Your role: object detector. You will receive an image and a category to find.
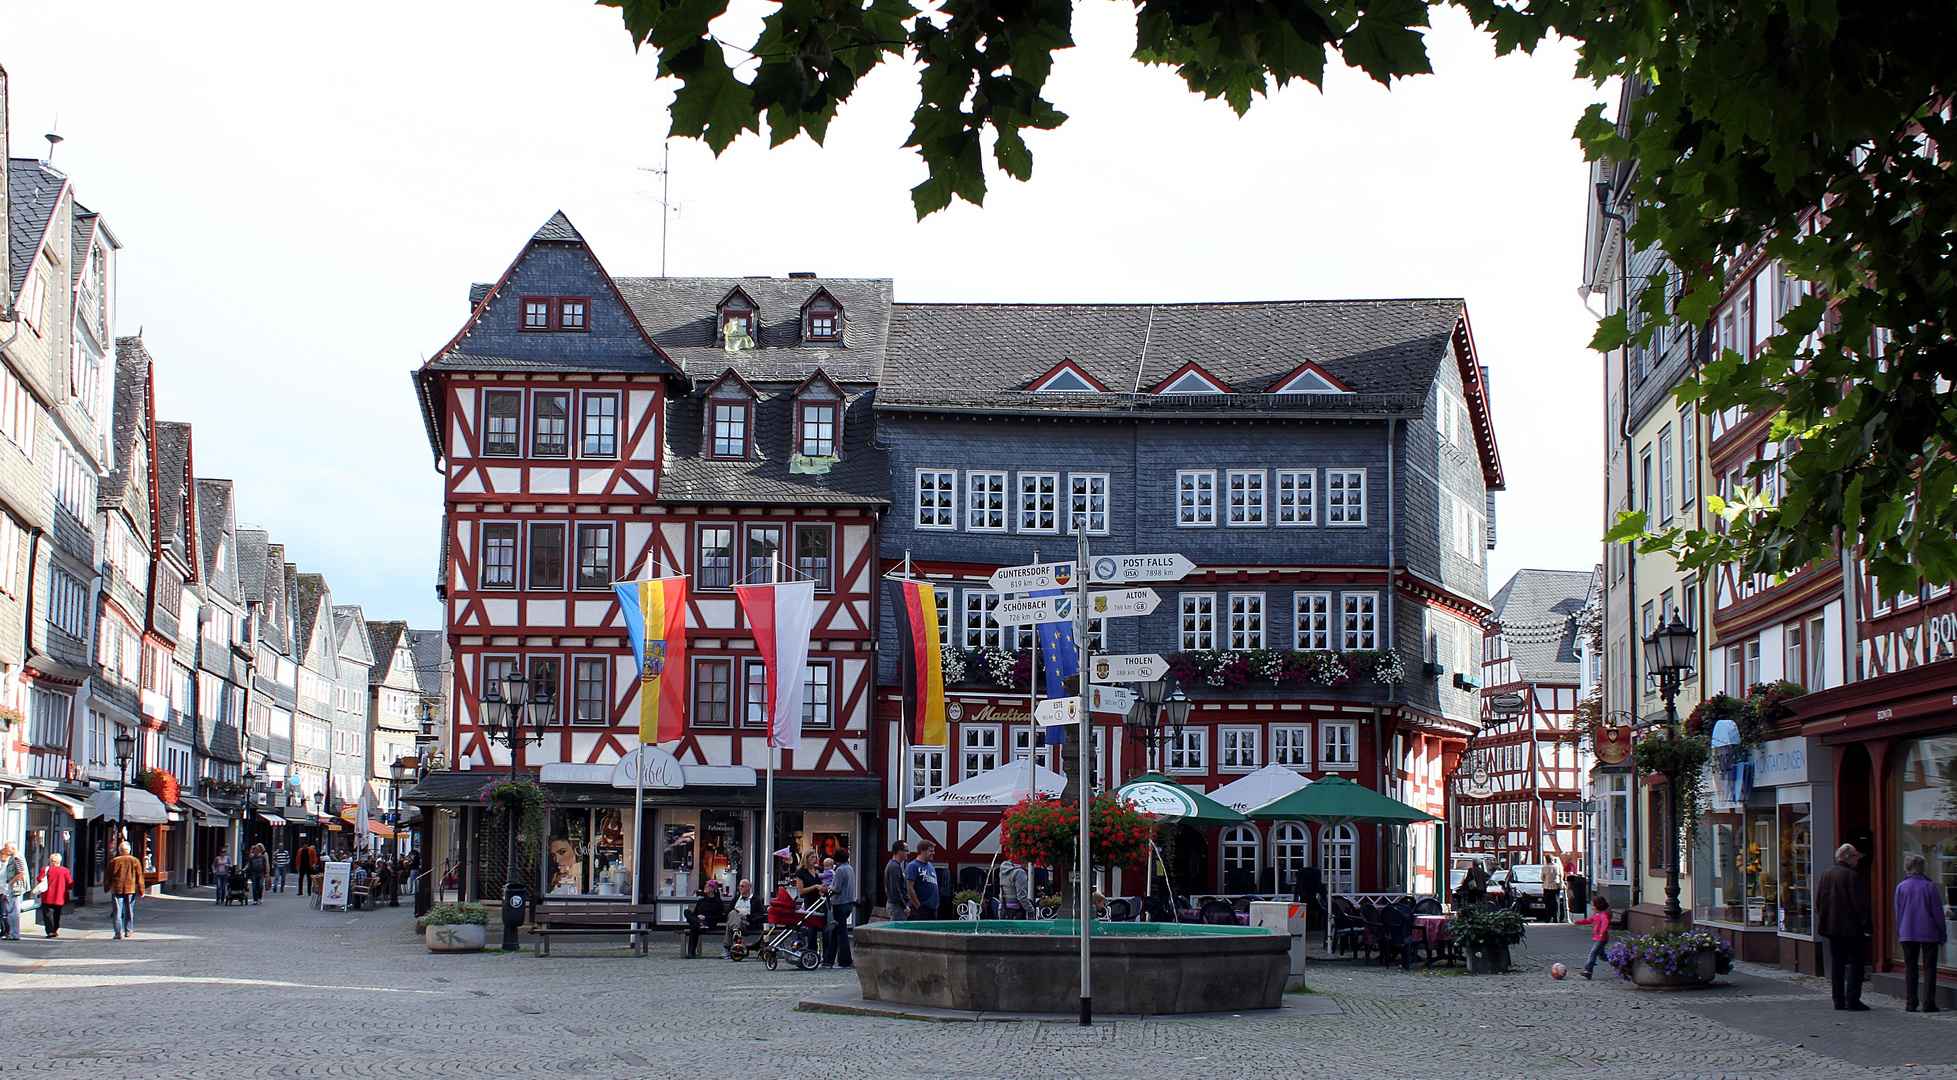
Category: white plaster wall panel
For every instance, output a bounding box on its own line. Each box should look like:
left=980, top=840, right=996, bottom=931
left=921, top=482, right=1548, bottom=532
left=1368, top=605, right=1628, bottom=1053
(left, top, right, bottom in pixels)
left=571, top=732, right=601, bottom=763
left=842, top=525, right=869, bottom=579
left=483, top=598, right=519, bottom=625
left=623, top=523, right=654, bottom=576
left=527, top=599, right=565, bottom=627
left=451, top=599, right=468, bottom=624
left=575, top=599, right=614, bottom=626
left=694, top=733, right=732, bottom=767
left=487, top=468, right=522, bottom=493
left=578, top=469, right=607, bottom=495
left=851, top=599, right=870, bottom=628
left=842, top=658, right=869, bottom=728
left=697, top=597, right=737, bottom=630
left=628, top=391, right=657, bottom=461
left=629, top=468, right=657, bottom=493
left=532, top=468, right=570, bottom=494
left=452, top=388, right=476, bottom=451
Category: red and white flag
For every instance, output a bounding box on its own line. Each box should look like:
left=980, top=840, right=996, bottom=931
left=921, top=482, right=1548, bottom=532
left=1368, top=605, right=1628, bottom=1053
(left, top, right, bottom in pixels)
left=732, top=579, right=818, bottom=749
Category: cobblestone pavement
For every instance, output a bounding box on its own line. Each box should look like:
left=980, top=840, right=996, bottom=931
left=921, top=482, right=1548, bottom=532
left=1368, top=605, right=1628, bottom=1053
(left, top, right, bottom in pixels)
left=3, top=892, right=1954, bottom=1080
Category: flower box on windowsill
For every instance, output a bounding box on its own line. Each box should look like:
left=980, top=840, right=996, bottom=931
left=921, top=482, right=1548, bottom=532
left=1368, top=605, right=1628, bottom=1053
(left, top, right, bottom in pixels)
left=1422, top=662, right=1446, bottom=677
left=1453, top=673, right=1481, bottom=691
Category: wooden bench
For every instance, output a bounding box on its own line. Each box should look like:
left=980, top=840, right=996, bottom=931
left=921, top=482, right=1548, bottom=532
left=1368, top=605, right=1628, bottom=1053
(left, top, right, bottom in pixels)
left=531, top=902, right=659, bottom=958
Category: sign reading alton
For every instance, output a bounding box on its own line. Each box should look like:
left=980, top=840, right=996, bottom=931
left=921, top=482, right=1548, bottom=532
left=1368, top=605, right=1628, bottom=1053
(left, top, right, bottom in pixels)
left=1088, top=588, right=1160, bottom=618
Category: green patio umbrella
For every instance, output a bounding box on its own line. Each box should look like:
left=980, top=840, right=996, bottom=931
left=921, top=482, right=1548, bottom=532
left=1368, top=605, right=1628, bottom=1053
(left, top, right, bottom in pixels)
left=1115, top=773, right=1245, bottom=825
left=1242, top=775, right=1439, bottom=825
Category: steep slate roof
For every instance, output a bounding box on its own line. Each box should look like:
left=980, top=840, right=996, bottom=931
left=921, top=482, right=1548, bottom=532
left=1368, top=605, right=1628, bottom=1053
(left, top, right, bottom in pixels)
left=99, top=337, right=151, bottom=517
left=659, top=384, right=886, bottom=506
left=615, top=276, right=894, bottom=382
left=1489, top=568, right=1596, bottom=685
left=406, top=628, right=446, bottom=695
left=154, top=422, right=195, bottom=570
left=259, top=541, right=291, bottom=654
left=293, top=574, right=329, bottom=666
left=367, top=620, right=411, bottom=686
left=7, top=158, right=64, bottom=297
left=235, top=529, right=270, bottom=601
left=333, top=604, right=375, bottom=668
left=195, top=478, right=240, bottom=603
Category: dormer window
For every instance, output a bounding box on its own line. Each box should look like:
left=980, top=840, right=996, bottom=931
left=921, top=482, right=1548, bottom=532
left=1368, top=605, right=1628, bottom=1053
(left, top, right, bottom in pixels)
left=801, top=289, right=844, bottom=345
left=1150, top=363, right=1231, bottom=395
left=1270, top=362, right=1352, bottom=395
left=790, top=370, right=845, bottom=462
left=1029, top=360, right=1107, bottom=393
left=799, top=404, right=837, bottom=457
left=521, top=296, right=590, bottom=332
left=716, top=288, right=761, bottom=352
left=711, top=402, right=750, bottom=458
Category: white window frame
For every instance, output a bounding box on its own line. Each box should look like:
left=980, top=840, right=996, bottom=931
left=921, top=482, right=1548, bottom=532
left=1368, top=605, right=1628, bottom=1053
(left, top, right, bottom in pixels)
left=1018, top=472, right=1059, bottom=533
left=962, top=590, right=1003, bottom=650
left=916, top=470, right=956, bottom=530
left=1226, top=469, right=1266, bottom=526
left=1326, top=470, right=1366, bottom=526
left=909, top=746, right=947, bottom=804
left=1341, top=592, right=1377, bottom=651
left=1067, top=473, right=1110, bottom=535
left=1180, top=593, right=1216, bottom=651
left=1321, top=824, right=1357, bottom=894
left=1276, top=469, right=1315, bottom=525
left=1010, top=726, right=1052, bottom=770
left=1293, top=592, right=1330, bottom=651
left=962, top=723, right=1001, bottom=779
left=1228, top=592, right=1264, bottom=651
left=1166, top=728, right=1208, bottom=774
left=1218, top=726, right=1260, bottom=772
left=1271, top=724, right=1312, bottom=769
left=966, top=470, right=1007, bottom=532
left=1320, top=722, right=1357, bottom=770
left=1177, top=470, right=1216, bottom=527
left=1221, top=823, right=1261, bottom=874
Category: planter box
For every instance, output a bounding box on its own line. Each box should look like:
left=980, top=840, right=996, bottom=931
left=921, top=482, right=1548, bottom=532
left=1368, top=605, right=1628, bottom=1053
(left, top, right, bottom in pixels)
left=426, top=923, right=487, bottom=952
left=1630, top=946, right=1718, bottom=989
left=1465, top=942, right=1513, bottom=974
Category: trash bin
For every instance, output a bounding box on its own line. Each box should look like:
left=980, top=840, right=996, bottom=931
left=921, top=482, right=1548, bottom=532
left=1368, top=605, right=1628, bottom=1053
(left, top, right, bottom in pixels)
left=1566, top=873, right=1589, bottom=915
left=1249, top=901, right=1310, bottom=989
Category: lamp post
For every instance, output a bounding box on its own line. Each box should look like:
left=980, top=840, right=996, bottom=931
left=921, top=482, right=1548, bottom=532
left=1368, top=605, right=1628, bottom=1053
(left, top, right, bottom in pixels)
left=481, top=670, right=555, bottom=949
left=388, top=759, right=410, bottom=861
left=113, top=727, right=136, bottom=856
left=1122, top=680, right=1190, bottom=775
left=1642, top=612, right=1697, bottom=925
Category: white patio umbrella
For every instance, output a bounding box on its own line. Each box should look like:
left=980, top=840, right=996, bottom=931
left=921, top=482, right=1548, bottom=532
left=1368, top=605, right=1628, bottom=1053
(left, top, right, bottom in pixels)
left=1207, top=762, right=1312, bottom=814
left=354, top=795, right=370, bottom=855
left=904, top=761, right=1066, bottom=811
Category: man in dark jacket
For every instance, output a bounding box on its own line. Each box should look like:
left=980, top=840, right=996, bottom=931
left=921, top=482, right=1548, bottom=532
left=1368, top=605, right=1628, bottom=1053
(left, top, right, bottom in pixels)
left=1815, top=844, right=1873, bottom=1011
left=881, top=842, right=909, bottom=920
left=684, top=881, right=727, bottom=959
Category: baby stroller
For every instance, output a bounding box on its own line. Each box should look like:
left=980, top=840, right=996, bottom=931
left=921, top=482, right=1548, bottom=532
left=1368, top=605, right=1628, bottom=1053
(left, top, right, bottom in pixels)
left=758, top=887, right=828, bottom=971
left=222, top=870, right=251, bottom=906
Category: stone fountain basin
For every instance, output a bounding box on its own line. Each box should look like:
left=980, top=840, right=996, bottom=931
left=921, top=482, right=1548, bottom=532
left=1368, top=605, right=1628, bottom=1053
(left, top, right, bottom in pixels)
left=852, top=921, right=1290, bottom=1015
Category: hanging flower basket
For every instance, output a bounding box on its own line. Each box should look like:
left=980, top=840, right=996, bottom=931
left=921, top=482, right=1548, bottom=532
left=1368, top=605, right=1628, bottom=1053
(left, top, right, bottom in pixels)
left=138, top=768, right=181, bottom=805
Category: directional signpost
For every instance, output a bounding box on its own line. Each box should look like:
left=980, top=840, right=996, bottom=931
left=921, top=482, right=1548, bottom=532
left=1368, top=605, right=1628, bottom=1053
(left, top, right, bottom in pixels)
left=988, top=561, right=1080, bottom=593
left=995, top=593, right=1076, bottom=625
left=1087, top=553, right=1196, bottom=585
left=1088, top=653, right=1168, bottom=684
left=1087, top=587, right=1160, bottom=618
left=1034, top=696, right=1081, bottom=727
left=1086, top=684, right=1135, bottom=714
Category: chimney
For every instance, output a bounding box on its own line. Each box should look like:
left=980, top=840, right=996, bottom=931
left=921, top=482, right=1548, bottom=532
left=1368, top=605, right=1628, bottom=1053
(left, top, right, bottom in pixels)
left=788, top=272, right=817, bottom=279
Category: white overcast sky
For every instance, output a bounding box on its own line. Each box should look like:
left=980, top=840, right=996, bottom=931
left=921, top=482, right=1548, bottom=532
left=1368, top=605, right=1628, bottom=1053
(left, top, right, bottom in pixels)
left=1, top=0, right=1604, bottom=627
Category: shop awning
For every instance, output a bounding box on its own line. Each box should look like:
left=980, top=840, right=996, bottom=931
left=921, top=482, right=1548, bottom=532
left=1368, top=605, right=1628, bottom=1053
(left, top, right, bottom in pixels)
left=29, top=790, right=90, bottom=817
left=257, top=811, right=288, bottom=826
left=282, top=809, right=315, bottom=825
left=86, top=786, right=170, bottom=825
left=177, top=796, right=230, bottom=824
left=404, top=770, right=883, bottom=812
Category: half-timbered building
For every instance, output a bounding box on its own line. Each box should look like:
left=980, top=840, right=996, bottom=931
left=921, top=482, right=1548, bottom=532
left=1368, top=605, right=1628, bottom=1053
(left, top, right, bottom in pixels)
left=408, top=216, right=885, bottom=920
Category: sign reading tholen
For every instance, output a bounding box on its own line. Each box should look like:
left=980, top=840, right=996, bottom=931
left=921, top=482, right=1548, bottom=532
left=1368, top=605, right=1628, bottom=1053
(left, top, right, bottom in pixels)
left=996, top=594, right=1075, bottom=624
left=988, top=561, right=1077, bottom=593
left=1087, top=588, right=1160, bottom=618
left=1090, top=654, right=1168, bottom=683
left=1088, top=554, right=1195, bottom=584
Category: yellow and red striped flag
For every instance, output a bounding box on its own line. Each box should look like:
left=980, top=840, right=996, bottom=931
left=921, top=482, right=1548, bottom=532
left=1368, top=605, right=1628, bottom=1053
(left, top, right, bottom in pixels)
left=890, top=580, right=946, bottom=746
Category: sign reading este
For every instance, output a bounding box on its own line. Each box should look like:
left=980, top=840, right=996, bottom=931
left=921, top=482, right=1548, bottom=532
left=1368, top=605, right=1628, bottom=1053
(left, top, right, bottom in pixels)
left=1034, top=697, right=1081, bottom=727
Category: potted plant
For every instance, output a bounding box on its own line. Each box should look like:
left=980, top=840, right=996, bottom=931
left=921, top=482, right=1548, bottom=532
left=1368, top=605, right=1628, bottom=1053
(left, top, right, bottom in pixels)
left=1605, top=928, right=1733, bottom=988
left=137, top=768, right=181, bottom=805
left=953, top=889, right=983, bottom=920
left=1450, top=907, right=1527, bottom=973
left=420, top=902, right=491, bottom=952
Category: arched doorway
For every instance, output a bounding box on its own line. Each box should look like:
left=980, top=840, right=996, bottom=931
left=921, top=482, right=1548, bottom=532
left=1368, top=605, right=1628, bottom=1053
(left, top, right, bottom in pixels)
left=1169, top=824, right=1208, bottom=898
left=1320, top=824, right=1357, bottom=894
left=1220, top=824, right=1260, bottom=892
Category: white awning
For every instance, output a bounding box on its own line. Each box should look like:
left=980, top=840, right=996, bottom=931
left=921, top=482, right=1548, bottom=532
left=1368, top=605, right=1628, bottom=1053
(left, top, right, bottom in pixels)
left=904, top=762, right=1065, bottom=811
left=86, top=786, right=170, bottom=825
left=29, top=790, right=90, bottom=817
left=1207, top=762, right=1313, bottom=814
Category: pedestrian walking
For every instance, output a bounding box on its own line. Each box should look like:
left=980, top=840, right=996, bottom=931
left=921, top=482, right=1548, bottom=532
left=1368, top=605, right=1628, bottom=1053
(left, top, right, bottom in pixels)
left=998, top=856, right=1031, bottom=919
left=1816, top=843, right=1873, bottom=1011
left=684, top=881, right=726, bottom=959
left=881, top=841, right=909, bottom=920
left=723, top=879, right=754, bottom=959
left=823, top=850, right=856, bottom=969
left=35, top=853, right=72, bottom=938
left=904, top=841, right=940, bottom=920
left=245, top=844, right=270, bottom=904
left=0, top=842, right=27, bottom=940
left=107, top=841, right=143, bottom=940
left=212, top=852, right=231, bottom=904
left=1895, top=851, right=1947, bottom=1012
left=1575, top=895, right=1612, bottom=979
left=294, top=843, right=318, bottom=897
left=375, top=859, right=395, bottom=909
left=272, top=845, right=291, bottom=893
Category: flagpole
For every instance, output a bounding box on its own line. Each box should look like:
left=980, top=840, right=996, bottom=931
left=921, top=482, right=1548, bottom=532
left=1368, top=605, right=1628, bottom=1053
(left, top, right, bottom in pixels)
left=896, top=550, right=912, bottom=873
left=763, top=554, right=780, bottom=897
left=1028, top=550, right=1040, bottom=815
left=1075, top=526, right=1093, bottom=1026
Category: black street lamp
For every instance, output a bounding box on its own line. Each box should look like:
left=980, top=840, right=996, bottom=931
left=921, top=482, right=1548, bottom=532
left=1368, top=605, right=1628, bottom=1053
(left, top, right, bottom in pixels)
left=1123, top=681, right=1190, bottom=774
left=1642, top=611, right=1698, bottom=925
left=481, top=670, right=554, bottom=949
left=112, top=727, right=136, bottom=854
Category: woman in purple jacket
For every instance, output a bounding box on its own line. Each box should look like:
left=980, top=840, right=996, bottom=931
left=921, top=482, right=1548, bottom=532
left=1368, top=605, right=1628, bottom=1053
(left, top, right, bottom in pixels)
left=1895, top=852, right=1948, bottom=1012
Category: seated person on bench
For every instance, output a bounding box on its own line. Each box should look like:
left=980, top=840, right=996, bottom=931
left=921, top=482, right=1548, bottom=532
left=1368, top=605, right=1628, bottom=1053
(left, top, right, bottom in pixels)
left=723, top=879, right=758, bottom=957
left=684, top=880, right=727, bottom=959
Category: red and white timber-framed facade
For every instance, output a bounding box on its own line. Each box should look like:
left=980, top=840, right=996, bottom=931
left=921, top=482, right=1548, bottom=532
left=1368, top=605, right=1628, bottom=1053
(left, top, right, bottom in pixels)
left=408, top=214, right=886, bottom=921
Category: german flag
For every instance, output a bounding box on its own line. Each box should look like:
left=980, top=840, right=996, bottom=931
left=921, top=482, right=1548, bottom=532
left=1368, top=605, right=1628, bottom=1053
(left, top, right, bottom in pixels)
left=890, top=580, right=947, bottom=746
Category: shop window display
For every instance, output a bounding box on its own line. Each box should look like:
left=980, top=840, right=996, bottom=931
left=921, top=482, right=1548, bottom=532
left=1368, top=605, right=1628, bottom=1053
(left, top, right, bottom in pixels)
left=1897, top=736, right=1957, bottom=969
left=1698, top=807, right=1779, bottom=926
left=546, top=807, right=632, bottom=897
left=1777, top=801, right=1812, bottom=935
left=657, top=810, right=747, bottom=900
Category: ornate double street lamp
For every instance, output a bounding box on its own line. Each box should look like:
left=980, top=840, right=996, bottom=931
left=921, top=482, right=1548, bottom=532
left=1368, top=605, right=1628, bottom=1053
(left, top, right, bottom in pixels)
left=388, top=759, right=411, bottom=861
left=1642, top=612, right=1698, bottom=925
left=481, top=671, right=554, bottom=950
left=1123, top=680, right=1191, bottom=773
left=112, top=727, right=136, bottom=852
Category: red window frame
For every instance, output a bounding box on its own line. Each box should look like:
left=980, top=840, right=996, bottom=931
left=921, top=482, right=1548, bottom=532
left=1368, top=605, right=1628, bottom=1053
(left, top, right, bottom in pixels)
left=720, top=309, right=756, bottom=342
left=708, top=399, right=751, bottom=460
left=520, top=297, right=554, bottom=331
left=805, top=306, right=841, bottom=342
left=557, top=297, right=590, bottom=332
left=797, top=401, right=838, bottom=457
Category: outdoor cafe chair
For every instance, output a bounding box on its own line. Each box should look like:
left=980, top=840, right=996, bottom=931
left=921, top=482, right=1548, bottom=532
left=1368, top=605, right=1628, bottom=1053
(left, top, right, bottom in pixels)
left=1199, top=898, right=1238, bottom=925
left=1413, top=896, right=1443, bottom=916
left=1106, top=897, right=1134, bottom=922
left=1330, top=896, right=1367, bottom=957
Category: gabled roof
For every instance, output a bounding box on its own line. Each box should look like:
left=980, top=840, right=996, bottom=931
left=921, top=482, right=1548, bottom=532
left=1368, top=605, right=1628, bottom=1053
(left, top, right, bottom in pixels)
left=531, top=210, right=581, bottom=242
left=702, top=368, right=759, bottom=400
left=715, top=286, right=759, bottom=312
left=1148, top=362, right=1231, bottom=395
left=367, top=620, right=420, bottom=690
left=799, top=286, right=842, bottom=313
left=257, top=541, right=291, bottom=655
left=7, top=158, right=65, bottom=297
left=1027, top=359, right=1108, bottom=393
left=293, top=574, right=331, bottom=668
left=1489, top=568, right=1596, bottom=685
left=1270, top=361, right=1351, bottom=394
left=100, top=337, right=153, bottom=523
left=195, top=478, right=240, bottom=603
left=616, top=275, right=894, bottom=383
left=235, top=529, right=270, bottom=602
left=406, top=628, right=447, bottom=696
left=333, top=604, right=374, bottom=668
left=154, top=422, right=196, bottom=573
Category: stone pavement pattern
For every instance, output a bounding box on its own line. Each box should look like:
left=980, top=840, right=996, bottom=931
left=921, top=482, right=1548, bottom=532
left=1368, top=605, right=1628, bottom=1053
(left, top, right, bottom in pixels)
left=2, top=892, right=1954, bottom=1080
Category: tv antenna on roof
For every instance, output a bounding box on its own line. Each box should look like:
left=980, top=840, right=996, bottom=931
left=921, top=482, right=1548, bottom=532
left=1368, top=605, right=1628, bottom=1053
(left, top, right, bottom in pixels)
left=636, top=140, right=685, bottom=278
